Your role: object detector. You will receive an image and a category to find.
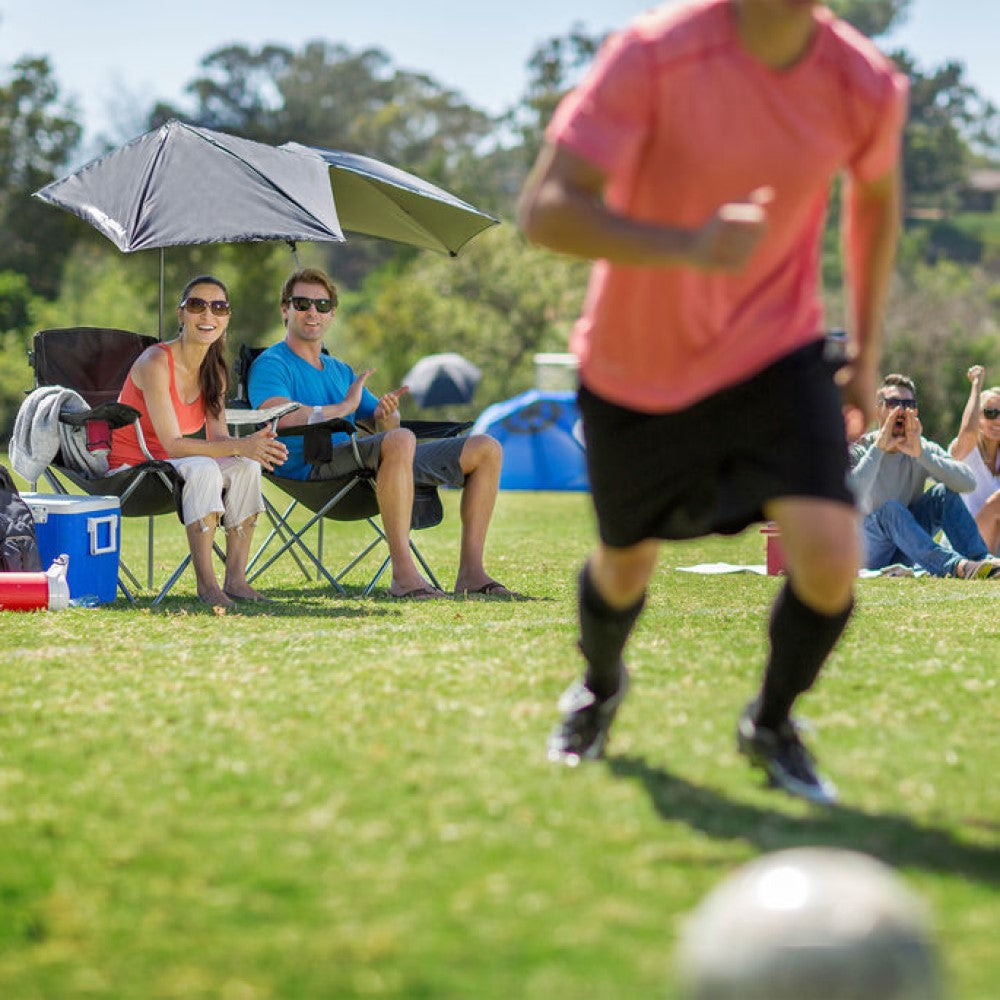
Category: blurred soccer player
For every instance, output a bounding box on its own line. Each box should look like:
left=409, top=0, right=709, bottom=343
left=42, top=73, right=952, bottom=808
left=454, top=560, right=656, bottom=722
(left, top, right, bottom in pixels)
left=518, top=0, right=908, bottom=802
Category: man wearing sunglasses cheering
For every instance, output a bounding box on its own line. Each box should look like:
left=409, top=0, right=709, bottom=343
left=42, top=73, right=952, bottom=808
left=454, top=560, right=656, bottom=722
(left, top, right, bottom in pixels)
left=849, top=373, right=1000, bottom=579
left=248, top=267, right=516, bottom=600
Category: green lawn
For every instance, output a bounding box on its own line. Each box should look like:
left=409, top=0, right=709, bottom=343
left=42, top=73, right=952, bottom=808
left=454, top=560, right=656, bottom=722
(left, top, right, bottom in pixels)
left=1, top=483, right=998, bottom=999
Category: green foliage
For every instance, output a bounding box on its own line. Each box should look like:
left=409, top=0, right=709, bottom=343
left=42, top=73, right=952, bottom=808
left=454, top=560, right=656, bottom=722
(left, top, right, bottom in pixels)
left=0, top=268, right=34, bottom=331
left=826, top=0, right=912, bottom=37
left=893, top=55, right=999, bottom=210
left=151, top=41, right=498, bottom=288
left=0, top=270, right=44, bottom=435
left=334, top=224, right=590, bottom=418
left=880, top=261, right=1000, bottom=441
left=0, top=488, right=996, bottom=999
left=508, top=26, right=605, bottom=168
left=0, top=56, right=82, bottom=295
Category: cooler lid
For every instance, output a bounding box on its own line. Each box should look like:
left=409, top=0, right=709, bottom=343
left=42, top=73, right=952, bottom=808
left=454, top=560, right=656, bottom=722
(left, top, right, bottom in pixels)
left=22, top=493, right=121, bottom=516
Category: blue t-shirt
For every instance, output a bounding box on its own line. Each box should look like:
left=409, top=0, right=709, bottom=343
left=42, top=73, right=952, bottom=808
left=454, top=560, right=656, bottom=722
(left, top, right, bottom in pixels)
left=247, top=340, right=379, bottom=480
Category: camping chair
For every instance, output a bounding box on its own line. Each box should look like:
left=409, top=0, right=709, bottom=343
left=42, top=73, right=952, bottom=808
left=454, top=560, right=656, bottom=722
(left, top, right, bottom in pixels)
left=232, top=344, right=471, bottom=595
left=27, top=327, right=196, bottom=604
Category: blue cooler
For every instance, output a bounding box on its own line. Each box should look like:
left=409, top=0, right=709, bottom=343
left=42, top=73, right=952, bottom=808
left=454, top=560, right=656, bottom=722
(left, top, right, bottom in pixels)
left=23, top=494, right=121, bottom=604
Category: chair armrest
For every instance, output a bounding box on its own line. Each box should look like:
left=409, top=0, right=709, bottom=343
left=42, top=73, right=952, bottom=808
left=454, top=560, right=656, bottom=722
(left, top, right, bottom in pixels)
left=277, top=416, right=356, bottom=438
left=225, top=401, right=300, bottom=426
left=403, top=419, right=473, bottom=439
left=278, top=418, right=360, bottom=468
left=58, top=401, right=141, bottom=431
left=356, top=418, right=471, bottom=439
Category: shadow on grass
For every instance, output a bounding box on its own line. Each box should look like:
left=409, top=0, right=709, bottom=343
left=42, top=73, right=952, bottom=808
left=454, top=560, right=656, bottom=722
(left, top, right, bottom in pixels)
left=102, top=588, right=387, bottom=619
left=100, top=584, right=550, bottom=617
left=608, top=755, right=1000, bottom=885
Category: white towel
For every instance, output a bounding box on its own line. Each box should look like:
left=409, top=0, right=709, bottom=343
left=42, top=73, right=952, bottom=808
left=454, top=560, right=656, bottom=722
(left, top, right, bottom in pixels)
left=9, top=386, right=110, bottom=484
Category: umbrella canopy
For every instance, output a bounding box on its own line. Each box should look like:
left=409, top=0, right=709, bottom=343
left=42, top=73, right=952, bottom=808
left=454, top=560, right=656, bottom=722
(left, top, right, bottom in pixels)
left=471, top=389, right=589, bottom=492
left=34, top=120, right=346, bottom=253
left=403, top=352, right=482, bottom=408
left=283, top=142, right=499, bottom=256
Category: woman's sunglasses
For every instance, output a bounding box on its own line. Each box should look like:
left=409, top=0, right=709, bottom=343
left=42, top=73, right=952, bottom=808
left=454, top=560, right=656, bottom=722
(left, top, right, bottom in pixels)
left=982, top=407, right=1000, bottom=420
left=181, top=297, right=231, bottom=316
left=287, top=296, right=335, bottom=313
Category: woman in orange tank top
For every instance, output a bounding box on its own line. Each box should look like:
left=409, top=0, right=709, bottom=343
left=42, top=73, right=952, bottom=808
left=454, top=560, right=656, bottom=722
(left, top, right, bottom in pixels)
left=109, top=275, right=288, bottom=607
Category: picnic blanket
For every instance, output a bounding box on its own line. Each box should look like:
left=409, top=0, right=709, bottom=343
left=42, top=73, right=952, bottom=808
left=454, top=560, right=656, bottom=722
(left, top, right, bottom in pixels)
left=677, top=563, right=927, bottom=578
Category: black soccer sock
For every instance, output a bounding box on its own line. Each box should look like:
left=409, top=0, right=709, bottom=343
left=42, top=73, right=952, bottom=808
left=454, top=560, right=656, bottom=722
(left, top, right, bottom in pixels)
left=577, top=563, right=645, bottom=700
left=753, top=582, right=853, bottom=731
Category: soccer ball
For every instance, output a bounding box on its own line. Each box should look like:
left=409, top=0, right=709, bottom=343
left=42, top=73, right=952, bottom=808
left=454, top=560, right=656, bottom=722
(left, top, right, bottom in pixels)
left=676, top=847, right=941, bottom=1000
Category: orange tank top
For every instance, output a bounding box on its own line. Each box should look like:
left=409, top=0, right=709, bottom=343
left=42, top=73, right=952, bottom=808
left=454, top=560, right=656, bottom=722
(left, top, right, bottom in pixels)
left=109, top=343, right=207, bottom=466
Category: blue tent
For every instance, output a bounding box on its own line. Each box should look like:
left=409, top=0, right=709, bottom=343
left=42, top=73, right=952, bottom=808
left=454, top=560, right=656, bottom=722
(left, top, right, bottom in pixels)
left=472, top=389, right=588, bottom=491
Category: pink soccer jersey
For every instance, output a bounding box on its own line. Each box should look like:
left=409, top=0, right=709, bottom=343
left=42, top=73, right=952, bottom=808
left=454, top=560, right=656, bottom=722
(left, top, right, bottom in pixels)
left=546, top=0, right=908, bottom=413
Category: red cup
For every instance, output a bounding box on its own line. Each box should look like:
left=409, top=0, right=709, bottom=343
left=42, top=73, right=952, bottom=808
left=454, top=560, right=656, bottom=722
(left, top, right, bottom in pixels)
left=760, top=523, right=786, bottom=576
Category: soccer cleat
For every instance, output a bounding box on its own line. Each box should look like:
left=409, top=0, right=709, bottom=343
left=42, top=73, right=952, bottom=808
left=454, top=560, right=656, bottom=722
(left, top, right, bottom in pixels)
left=737, top=708, right=837, bottom=805
left=547, top=667, right=629, bottom=766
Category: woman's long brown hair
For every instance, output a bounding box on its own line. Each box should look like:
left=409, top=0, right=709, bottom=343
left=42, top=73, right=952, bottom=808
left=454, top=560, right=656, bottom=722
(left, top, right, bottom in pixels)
left=179, top=274, right=229, bottom=419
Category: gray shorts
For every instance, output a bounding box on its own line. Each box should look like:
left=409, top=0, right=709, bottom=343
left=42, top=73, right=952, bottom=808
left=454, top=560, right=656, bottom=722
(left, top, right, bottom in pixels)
left=308, top=431, right=466, bottom=488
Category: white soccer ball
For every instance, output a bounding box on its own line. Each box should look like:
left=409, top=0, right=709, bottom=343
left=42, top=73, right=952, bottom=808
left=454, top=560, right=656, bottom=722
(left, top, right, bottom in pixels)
left=676, top=847, right=941, bottom=1000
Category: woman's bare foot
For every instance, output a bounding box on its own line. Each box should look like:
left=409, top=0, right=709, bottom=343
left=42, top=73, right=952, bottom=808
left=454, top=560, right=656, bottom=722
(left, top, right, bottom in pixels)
left=197, top=587, right=234, bottom=608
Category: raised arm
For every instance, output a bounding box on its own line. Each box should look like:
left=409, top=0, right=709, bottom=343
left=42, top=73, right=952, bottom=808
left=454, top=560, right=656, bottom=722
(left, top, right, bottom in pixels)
left=256, top=369, right=376, bottom=431
left=950, top=365, right=985, bottom=460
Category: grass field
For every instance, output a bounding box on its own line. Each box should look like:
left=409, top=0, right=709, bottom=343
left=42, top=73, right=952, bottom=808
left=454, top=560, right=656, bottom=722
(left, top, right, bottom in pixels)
left=1, top=483, right=998, bottom=999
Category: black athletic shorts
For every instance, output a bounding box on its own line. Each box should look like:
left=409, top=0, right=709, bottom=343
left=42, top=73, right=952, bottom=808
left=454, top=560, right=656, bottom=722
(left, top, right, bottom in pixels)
left=579, top=340, right=855, bottom=548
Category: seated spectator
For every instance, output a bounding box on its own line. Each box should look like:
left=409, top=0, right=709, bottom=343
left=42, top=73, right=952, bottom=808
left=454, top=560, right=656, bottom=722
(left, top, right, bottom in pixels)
left=247, top=266, right=517, bottom=600
left=848, top=374, right=1000, bottom=579
left=108, top=275, right=287, bottom=607
left=949, top=365, right=1000, bottom=554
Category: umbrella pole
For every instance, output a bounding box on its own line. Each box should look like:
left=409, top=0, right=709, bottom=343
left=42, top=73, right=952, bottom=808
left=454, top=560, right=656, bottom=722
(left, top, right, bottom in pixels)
left=287, top=240, right=301, bottom=268
left=158, top=248, right=165, bottom=339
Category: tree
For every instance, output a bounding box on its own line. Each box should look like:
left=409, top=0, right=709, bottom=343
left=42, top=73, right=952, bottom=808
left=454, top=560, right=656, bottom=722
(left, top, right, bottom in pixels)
left=336, top=224, right=590, bottom=418
left=893, top=55, right=998, bottom=210
left=879, top=261, right=1000, bottom=442
left=507, top=26, right=604, bottom=168
left=826, top=0, right=912, bottom=38
left=0, top=56, right=82, bottom=296
left=152, top=41, right=496, bottom=287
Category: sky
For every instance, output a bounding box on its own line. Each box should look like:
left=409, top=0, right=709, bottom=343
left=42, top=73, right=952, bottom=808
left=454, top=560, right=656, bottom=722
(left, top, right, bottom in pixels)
left=1, top=0, right=997, bottom=155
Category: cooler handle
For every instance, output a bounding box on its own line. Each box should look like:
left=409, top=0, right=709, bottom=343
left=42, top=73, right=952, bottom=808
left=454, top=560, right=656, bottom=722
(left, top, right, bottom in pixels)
left=87, top=515, right=118, bottom=556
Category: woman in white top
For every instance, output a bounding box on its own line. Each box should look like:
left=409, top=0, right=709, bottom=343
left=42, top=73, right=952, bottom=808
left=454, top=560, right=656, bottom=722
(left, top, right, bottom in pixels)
left=949, top=365, right=1000, bottom=554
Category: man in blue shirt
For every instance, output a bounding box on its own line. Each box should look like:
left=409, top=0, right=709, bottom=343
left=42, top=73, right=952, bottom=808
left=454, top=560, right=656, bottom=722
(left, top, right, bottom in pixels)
left=249, top=267, right=516, bottom=600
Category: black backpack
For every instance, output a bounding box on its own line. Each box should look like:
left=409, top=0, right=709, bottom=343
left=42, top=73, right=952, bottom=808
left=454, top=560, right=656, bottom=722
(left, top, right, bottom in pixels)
left=1, top=464, right=42, bottom=572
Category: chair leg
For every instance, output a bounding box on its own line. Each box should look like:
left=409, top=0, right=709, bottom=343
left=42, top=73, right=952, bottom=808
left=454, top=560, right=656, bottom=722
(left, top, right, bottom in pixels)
left=118, top=558, right=144, bottom=591
left=337, top=535, right=387, bottom=587
left=360, top=554, right=393, bottom=597
left=410, top=539, right=442, bottom=592
left=117, top=576, right=136, bottom=604
left=248, top=497, right=315, bottom=582
left=152, top=553, right=192, bottom=606
left=147, top=515, right=155, bottom=589
left=247, top=501, right=346, bottom=593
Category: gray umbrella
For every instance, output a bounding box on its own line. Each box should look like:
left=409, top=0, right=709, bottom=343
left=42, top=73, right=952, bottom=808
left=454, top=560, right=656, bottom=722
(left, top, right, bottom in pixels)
left=403, top=353, right=482, bottom=407
left=35, top=120, right=345, bottom=252
left=34, top=120, right=347, bottom=334
left=283, top=142, right=499, bottom=256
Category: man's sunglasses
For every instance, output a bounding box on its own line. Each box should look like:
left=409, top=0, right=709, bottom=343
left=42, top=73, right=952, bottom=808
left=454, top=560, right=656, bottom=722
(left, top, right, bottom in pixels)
left=983, top=407, right=1000, bottom=420
left=882, top=396, right=917, bottom=410
left=287, top=296, right=334, bottom=313
left=181, top=297, right=231, bottom=316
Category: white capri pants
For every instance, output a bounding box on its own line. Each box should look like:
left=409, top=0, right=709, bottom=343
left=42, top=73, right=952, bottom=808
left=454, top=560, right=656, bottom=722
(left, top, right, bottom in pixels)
left=167, top=456, right=264, bottom=530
